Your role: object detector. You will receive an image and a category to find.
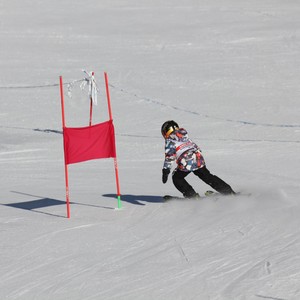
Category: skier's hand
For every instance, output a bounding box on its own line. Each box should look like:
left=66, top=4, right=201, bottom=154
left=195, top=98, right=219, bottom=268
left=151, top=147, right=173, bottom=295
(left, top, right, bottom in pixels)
left=162, top=168, right=170, bottom=184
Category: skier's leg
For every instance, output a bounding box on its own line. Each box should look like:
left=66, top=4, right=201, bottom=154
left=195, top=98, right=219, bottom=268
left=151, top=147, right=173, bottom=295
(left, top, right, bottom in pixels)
left=194, top=166, right=235, bottom=195
left=172, top=169, right=198, bottom=198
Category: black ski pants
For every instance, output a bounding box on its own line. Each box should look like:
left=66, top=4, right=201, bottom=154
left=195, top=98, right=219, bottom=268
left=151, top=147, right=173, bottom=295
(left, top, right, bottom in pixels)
left=172, top=166, right=235, bottom=197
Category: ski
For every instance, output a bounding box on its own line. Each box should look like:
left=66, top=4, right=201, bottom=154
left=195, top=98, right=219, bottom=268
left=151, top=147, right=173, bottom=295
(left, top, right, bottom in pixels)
left=163, top=191, right=210, bottom=201
left=163, top=191, right=250, bottom=202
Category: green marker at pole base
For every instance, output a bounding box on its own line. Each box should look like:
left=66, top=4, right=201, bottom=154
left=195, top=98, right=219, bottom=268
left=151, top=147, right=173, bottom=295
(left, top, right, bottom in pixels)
left=117, top=195, right=122, bottom=209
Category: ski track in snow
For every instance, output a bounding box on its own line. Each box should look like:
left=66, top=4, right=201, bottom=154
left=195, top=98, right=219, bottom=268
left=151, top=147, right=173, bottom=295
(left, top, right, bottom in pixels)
left=108, top=84, right=300, bottom=129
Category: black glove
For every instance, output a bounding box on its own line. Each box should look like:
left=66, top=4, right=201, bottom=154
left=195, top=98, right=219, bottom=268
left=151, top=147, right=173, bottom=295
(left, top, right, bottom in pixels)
left=162, top=168, right=170, bottom=184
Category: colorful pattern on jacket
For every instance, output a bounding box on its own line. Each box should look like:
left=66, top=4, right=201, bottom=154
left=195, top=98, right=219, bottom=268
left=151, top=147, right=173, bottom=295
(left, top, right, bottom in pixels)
left=163, top=128, right=205, bottom=172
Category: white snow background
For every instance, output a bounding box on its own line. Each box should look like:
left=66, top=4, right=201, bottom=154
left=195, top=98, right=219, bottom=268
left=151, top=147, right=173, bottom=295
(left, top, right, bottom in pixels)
left=1, top=1, right=300, bottom=299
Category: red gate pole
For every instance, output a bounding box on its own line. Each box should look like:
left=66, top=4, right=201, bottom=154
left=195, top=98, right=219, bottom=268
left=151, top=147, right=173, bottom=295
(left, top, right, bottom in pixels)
left=104, top=72, right=122, bottom=209
left=59, top=76, right=71, bottom=218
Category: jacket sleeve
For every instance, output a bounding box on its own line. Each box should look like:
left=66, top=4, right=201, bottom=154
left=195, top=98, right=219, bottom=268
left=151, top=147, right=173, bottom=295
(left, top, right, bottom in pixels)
left=163, top=140, right=176, bottom=170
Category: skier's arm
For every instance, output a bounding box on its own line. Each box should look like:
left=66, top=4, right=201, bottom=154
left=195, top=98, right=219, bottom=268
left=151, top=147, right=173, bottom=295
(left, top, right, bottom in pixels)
left=162, top=140, right=176, bottom=183
left=163, top=140, right=176, bottom=169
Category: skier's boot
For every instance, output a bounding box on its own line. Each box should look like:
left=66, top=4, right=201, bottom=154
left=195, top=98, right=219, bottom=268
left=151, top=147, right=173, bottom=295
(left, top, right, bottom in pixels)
left=183, top=189, right=200, bottom=199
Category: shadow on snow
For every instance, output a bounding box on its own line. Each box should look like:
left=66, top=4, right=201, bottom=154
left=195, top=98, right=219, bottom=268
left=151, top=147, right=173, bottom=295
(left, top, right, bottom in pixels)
left=103, top=194, right=163, bottom=206
left=3, top=191, right=115, bottom=218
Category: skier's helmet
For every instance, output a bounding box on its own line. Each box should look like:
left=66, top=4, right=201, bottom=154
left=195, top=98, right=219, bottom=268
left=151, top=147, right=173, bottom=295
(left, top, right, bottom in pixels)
left=161, top=120, right=179, bottom=138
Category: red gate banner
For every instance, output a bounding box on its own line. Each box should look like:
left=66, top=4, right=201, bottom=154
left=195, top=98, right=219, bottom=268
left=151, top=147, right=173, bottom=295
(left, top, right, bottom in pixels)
left=63, top=120, right=116, bottom=165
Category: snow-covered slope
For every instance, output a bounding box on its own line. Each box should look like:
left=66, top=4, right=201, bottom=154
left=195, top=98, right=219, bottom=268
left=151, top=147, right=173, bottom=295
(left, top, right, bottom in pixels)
left=1, top=1, right=300, bottom=299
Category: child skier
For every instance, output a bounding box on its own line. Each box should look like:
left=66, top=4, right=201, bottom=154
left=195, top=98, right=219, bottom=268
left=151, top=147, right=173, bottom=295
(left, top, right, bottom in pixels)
left=161, top=120, right=235, bottom=198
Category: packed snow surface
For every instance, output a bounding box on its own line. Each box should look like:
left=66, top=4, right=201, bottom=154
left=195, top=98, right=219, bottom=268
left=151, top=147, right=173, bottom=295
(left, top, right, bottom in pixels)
left=1, top=1, right=300, bottom=299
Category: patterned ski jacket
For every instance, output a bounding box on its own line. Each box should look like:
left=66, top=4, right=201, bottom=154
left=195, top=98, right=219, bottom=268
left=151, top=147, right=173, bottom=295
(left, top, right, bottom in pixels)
left=163, top=128, right=205, bottom=172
